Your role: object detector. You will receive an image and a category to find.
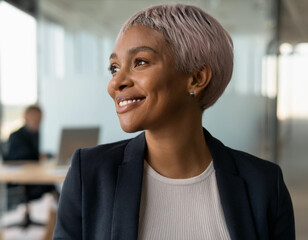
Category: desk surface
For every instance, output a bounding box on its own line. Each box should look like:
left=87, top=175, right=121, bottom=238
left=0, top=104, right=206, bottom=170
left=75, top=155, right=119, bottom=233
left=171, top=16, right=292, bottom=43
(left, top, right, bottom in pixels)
left=0, top=160, right=68, bottom=184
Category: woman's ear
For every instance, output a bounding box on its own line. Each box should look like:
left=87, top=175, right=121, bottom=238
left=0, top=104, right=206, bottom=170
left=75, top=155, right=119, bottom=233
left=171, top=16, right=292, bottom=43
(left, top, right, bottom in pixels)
left=187, top=65, right=212, bottom=96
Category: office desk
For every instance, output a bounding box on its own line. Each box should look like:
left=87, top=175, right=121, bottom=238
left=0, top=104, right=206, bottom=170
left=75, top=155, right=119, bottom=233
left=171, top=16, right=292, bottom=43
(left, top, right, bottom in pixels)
left=0, top=161, right=68, bottom=239
left=0, top=160, right=68, bottom=185
left=0, top=160, right=68, bottom=214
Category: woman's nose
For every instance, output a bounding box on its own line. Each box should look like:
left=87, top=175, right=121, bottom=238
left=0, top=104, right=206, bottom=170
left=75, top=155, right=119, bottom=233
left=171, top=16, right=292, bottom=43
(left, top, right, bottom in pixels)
left=109, top=69, right=134, bottom=91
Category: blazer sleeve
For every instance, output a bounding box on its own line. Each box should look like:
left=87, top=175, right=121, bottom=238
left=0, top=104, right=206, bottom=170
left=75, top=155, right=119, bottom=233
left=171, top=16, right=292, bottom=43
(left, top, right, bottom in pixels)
left=272, top=166, right=295, bottom=240
left=53, top=149, right=82, bottom=240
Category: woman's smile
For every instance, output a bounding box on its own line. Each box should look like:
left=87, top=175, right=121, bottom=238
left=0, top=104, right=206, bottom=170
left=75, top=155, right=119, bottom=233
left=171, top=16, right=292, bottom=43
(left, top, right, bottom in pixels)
left=116, top=95, right=146, bottom=113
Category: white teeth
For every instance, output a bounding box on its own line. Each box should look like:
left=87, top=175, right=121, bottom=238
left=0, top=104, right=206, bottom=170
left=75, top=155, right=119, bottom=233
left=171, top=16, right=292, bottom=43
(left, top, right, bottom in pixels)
left=119, top=98, right=142, bottom=107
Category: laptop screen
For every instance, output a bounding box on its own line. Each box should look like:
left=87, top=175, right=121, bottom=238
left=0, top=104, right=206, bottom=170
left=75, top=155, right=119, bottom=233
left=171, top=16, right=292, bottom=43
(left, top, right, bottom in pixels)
left=57, top=127, right=100, bottom=166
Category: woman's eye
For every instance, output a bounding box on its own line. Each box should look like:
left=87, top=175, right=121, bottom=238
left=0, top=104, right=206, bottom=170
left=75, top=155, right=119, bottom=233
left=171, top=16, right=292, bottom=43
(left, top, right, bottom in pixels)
left=108, top=65, right=120, bottom=75
left=135, top=59, right=148, bottom=67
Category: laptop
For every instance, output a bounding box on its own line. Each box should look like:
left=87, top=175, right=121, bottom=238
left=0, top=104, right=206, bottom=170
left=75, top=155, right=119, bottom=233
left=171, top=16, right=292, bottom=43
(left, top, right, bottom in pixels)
left=56, top=127, right=100, bottom=166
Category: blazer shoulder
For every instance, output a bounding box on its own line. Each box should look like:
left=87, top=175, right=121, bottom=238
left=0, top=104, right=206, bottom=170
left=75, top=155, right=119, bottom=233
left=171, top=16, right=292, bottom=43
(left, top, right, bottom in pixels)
left=83, top=138, right=131, bottom=153
left=231, top=146, right=276, bottom=165
left=228, top=147, right=279, bottom=174
left=225, top=146, right=282, bottom=189
left=205, top=128, right=279, bottom=178
left=77, top=138, right=132, bottom=167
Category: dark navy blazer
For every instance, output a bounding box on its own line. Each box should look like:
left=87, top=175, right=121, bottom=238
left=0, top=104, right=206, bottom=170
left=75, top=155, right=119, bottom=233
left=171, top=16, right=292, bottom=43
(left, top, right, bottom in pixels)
left=53, top=129, right=295, bottom=240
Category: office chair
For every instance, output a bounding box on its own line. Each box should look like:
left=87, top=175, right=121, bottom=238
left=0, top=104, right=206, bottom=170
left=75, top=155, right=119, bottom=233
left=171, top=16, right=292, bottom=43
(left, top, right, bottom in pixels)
left=1, top=141, right=57, bottom=228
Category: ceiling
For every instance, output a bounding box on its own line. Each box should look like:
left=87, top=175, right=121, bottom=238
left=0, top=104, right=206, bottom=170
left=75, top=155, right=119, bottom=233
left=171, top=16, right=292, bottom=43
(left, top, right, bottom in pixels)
left=5, top=0, right=308, bottom=44
left=37, top=0, right=273, bottom=37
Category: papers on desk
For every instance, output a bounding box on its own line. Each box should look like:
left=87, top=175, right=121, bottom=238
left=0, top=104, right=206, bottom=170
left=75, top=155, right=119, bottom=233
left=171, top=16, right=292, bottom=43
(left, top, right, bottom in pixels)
left=1, top=165, right=23, bottom=173
left=48, top=168, right=68, bottom=176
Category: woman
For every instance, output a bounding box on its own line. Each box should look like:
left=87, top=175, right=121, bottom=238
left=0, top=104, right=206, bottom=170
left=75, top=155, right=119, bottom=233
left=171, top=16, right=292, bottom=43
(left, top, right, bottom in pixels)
left=53, top=4, right=295, bottom=240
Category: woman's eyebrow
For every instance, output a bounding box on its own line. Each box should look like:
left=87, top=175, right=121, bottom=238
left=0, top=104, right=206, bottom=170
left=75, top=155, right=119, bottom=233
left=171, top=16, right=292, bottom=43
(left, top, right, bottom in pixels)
left=109, top=46, right=159, bottom=60
left=128, top=46, right=159, bottom=55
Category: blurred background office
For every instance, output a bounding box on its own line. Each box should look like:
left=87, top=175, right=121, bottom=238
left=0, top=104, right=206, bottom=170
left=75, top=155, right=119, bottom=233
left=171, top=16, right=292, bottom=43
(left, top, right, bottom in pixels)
left=0, top=0, right=307, bottom=239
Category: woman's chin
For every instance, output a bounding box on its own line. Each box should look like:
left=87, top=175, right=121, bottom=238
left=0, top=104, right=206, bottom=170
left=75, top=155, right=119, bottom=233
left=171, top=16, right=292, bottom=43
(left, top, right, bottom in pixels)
left=120, top=122, right=143, bottom=133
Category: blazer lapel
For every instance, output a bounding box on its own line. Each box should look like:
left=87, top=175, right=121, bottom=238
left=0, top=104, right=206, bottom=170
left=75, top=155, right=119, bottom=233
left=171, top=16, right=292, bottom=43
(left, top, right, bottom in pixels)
left=111, top=132, right=146, bottom=240
left=204, top=129, right=258, bottom=240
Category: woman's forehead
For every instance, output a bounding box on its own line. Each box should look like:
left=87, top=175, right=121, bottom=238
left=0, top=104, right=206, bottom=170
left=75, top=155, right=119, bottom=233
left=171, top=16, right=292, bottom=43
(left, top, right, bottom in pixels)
left=113, top=26, right=168, bottom=55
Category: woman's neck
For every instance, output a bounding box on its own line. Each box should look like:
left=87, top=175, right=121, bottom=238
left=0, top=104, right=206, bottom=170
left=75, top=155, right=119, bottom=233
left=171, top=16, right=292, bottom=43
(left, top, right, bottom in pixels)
left=145, top=115, right=212, bottom=179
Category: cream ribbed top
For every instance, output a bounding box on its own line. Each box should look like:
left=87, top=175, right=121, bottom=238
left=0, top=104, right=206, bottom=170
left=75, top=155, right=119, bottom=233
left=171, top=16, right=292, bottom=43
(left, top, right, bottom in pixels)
left=138, top=161, right=231, bottom=240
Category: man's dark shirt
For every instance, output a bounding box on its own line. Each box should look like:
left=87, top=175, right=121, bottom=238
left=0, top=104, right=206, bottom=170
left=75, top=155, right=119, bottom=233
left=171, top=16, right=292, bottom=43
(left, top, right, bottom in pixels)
left=7, top=126, right=39, bottom=161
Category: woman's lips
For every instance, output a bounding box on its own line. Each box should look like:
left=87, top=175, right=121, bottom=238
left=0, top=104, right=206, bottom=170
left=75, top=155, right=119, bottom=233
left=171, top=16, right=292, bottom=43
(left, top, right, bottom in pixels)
left=116, top=97, right=146, bottom=113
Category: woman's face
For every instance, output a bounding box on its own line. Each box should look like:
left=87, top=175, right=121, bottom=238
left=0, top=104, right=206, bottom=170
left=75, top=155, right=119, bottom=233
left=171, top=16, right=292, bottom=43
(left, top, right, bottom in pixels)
left=108, top=25, right=193, bottom=133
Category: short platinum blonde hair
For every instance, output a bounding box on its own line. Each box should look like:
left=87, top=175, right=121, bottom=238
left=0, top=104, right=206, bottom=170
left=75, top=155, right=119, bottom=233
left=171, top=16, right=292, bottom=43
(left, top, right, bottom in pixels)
left=119, top=4, right=233, bottom=110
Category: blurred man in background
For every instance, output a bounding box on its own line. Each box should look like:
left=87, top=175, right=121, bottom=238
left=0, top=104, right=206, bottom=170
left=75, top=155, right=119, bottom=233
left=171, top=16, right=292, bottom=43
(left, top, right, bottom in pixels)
left=7, top=105, right=42, bottom=161
left=5, top=105, right=56, bottom=228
